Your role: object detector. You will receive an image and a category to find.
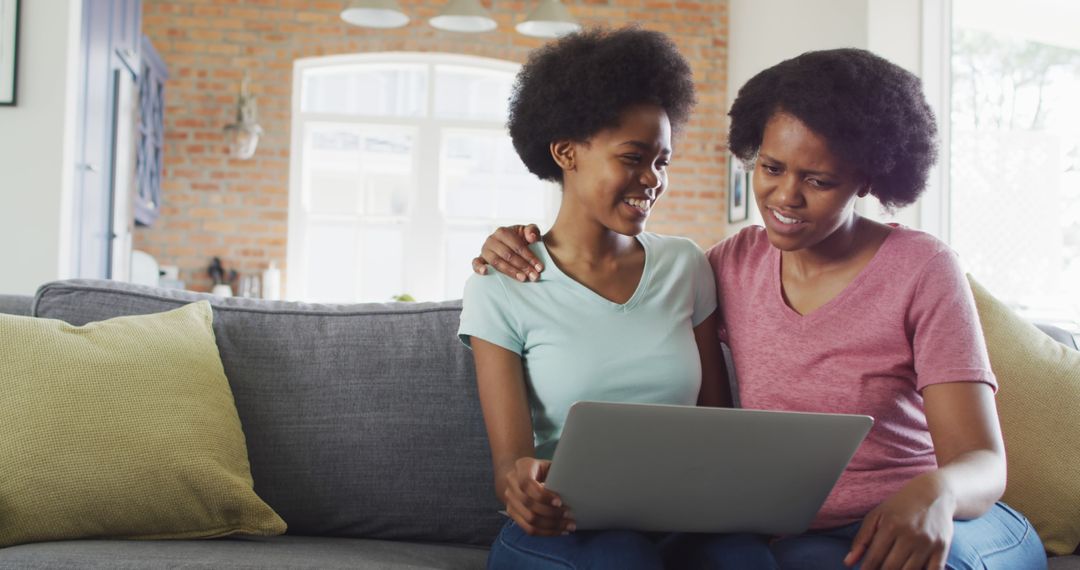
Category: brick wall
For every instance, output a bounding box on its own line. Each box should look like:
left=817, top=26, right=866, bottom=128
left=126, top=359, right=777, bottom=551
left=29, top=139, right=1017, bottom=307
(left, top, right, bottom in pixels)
left=136, top=0, right=730, bottom=295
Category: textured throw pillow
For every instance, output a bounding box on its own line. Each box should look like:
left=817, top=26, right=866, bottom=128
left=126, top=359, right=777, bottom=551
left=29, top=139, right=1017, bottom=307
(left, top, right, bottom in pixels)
left=968, top=275, right=1080, bottom=556
left=0, top=301, right=286, bottom=548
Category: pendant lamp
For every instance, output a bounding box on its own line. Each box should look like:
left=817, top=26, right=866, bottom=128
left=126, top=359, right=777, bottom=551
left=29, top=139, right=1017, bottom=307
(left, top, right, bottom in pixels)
left=341, top=0, right=410, bottom=28
left=429, top=0, right=497, bottom=33
left=516, top=0, right=580, bottom=38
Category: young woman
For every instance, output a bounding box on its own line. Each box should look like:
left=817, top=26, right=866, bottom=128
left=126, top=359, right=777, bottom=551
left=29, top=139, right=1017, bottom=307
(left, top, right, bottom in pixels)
left=458, top=27, right=769, bottom=570
left=472, top=48, right=1047, bottom=569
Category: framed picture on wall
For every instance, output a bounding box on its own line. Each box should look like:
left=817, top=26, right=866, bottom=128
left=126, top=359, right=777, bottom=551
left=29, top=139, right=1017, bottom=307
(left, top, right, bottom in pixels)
left=0, top=0, right=18, bottom=106
left=728, top=154, right=749, bottom=223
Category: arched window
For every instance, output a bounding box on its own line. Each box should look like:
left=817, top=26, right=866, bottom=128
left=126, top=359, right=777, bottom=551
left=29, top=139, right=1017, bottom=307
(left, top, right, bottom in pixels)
left=288, top=53, right=558, bottom=302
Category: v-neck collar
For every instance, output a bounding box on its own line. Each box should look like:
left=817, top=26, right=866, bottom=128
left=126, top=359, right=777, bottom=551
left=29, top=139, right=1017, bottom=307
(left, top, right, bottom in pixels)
left=773, top=226, right=899, bottom=323
left=536, top=234, right=652, bottom=312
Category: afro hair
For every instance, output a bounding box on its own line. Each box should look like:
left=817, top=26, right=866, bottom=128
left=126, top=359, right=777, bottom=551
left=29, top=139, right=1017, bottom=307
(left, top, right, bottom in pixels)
left=728, top=48, right=938, bottom=209
left=507, top=27, right=696, bottom=183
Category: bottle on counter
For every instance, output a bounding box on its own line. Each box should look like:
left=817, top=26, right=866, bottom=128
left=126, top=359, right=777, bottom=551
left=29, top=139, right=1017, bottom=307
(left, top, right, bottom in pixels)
left=262, top=261, right=281, bottom=301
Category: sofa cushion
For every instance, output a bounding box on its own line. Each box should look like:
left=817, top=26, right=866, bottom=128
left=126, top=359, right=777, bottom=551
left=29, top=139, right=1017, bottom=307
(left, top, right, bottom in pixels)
left=0, top=535, right=488, bottom=569
left=0, top=301, right=286, bottom=548
left=968, top=275, right=1080, bottom=556
left=33, top=279, right=504, bottom=547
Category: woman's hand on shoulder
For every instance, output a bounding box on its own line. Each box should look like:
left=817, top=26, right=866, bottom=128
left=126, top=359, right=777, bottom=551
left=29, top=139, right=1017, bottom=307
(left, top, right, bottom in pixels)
left=845, top=474, right=955, bottom=570
left=502, top=456, right=575, bottom=536
left=471, top=224, right=545, bottom=282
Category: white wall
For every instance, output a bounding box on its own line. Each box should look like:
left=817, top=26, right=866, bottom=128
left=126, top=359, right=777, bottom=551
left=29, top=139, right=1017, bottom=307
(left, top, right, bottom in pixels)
left=0, top=0, right=81, bottom=295
left=728, top=0, right=870, bottom=102
left=864, top=0, right=923, bottom=229
left=726, top=0, right=926, bottom=232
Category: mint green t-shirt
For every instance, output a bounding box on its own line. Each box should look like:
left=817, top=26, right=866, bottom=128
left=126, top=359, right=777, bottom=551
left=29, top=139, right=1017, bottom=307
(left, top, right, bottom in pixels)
left=458, top=232, right=717, bottom=460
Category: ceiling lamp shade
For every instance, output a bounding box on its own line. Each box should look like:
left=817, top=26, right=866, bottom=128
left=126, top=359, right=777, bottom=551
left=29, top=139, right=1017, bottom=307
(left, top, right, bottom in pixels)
left=516, top=0, right=580, bottom=38
left=429, top=0, right=497, bottom=33
left=341, top=0, right=410, bottom=28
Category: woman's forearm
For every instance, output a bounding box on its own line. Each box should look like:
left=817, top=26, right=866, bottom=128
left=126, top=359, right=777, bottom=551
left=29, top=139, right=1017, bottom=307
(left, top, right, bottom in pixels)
left=693, top=313, right=732, bottom=408
left=922, top=448, right=1006, bottom=519
left=471, top=338, right=538, bottom=504
left=921, top=382, right=1007, bottom=519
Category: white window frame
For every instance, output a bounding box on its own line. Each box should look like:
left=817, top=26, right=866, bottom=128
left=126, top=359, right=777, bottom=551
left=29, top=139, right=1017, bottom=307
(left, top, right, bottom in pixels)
left=287, top=52, right=558, bottom=302
left=920, top=0, right=953, bottom=243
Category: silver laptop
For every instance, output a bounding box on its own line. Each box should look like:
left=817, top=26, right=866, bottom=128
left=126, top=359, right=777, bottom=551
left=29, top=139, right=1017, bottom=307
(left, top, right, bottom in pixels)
left=543, top=401, right=873, bottom=535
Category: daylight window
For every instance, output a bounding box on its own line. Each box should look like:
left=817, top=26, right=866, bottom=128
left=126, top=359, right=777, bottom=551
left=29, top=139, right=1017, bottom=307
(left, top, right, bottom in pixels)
left=950, top=0, right=1080, bottom=332
left=288, top=54, right=558, bottom=302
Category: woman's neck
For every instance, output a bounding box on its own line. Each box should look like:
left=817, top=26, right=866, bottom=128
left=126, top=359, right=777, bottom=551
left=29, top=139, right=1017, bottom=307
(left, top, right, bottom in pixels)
left=544, top=202, right=639, bottom=266
left=783, top=213, right=878, bottom=277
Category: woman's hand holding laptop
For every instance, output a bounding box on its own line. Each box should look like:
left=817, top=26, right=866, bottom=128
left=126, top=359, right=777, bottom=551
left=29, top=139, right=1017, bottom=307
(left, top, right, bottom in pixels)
left=500, top=457, right=574, bottom=537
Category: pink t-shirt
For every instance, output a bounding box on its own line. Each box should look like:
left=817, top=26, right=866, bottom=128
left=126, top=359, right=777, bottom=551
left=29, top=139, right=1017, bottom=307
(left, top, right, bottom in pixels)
left=705, top=225, right=996, bottom=529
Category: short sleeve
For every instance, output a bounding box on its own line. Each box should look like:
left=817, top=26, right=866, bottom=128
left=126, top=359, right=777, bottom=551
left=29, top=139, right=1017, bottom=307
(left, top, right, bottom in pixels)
left=908, top=250, right=997, bottom=392
left=690, top=244, right=718, bottom=327
left=457, top=273, right=525, bottom=355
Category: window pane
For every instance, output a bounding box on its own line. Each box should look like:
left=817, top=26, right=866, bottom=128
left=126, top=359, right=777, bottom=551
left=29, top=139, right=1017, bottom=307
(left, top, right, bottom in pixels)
left=497, top=176, right=550, bottom=220
left=441, top=130, right=547, bottom=220
left=444, top=226, right=494, bottom=300
left=360, top=226, right=404, bottom=301
left=434, top=65, right=514, bottom=122
left=305, top=223, right=357, bottom=303
left=441, top=133, right=496, bottom=219
left=950, top=3, right=1080, bottom=330
left=304, top=123, right=414, bottom=217
left=302, top=64, right=427, bottom=117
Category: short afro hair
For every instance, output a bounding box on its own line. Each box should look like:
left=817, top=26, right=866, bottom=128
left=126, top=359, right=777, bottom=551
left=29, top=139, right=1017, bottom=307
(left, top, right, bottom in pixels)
left=508, top=26, right=696, bottom=183
left=728, top=48, right=938, bottom=209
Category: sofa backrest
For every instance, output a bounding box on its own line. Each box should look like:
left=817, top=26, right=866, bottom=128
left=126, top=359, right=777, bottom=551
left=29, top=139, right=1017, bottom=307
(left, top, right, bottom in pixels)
left=33, top=279, right=503, bottom=546
left=1035, top=322, right=1079, bottom=351
left=0, top=294, right=33, bottom=316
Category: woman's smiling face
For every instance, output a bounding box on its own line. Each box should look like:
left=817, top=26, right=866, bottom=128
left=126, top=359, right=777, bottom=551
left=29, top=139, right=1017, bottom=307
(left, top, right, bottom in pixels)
left=752, top=111, right=869, bottom=253
left=559, top=103, right=672, bottom=236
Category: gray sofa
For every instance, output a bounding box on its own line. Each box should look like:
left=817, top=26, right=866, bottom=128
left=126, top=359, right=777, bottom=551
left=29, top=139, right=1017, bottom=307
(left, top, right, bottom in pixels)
left=1, top=280, right=499, bottom=569
left=0, top=279, right=1077, bottom=569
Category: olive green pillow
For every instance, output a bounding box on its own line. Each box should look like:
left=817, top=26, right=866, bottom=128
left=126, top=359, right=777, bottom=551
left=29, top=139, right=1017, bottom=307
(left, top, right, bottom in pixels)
left=0, top=301, right=286, bottom=547
left=968, top=275, right=1080, bottom=555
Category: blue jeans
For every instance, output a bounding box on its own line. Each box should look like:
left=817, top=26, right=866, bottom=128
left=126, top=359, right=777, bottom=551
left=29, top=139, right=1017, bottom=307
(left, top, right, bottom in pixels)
left=486, top=520, right=777, bottom=569
left=488, top=502, right=1044, bottom=569
left=768, top=502, right=1045, bottom=570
